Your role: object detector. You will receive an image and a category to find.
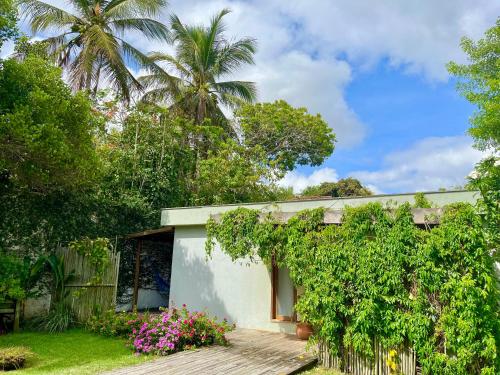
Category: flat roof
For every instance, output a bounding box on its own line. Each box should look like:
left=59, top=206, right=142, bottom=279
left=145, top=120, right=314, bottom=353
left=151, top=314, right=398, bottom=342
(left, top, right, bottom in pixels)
left=160, top=190, right=479, bottom=227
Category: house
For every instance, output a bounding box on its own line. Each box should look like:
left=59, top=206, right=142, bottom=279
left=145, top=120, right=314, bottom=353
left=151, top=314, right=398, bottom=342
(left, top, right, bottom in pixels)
left=129, top=190, right=479, bottom=334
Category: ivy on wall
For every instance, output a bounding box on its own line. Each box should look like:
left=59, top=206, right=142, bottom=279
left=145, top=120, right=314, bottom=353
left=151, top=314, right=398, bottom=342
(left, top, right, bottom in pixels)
left=205, top=201, right=500, bottom=374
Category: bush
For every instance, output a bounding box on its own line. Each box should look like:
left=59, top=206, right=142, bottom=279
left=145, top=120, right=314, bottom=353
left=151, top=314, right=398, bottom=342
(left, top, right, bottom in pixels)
left=0, top=346, right=33, bottom=371
left=128, top=305, right=234, bottom=355
left=86, top=309, right=141, bottom=338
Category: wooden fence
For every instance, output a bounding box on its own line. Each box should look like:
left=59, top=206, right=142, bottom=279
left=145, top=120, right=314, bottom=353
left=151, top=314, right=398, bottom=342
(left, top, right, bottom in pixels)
left=319, top=339, right=417, bottom=375
left=58, top=247, right=120, bottom=322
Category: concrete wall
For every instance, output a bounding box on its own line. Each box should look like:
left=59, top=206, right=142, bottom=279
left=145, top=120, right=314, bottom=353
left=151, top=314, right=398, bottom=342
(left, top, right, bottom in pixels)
left=169, top=225, right=296, bottom=334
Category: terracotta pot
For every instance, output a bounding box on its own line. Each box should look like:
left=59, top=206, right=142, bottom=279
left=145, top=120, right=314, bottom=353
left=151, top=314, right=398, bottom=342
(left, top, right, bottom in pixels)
left=296, top=322, right=313, bottom=340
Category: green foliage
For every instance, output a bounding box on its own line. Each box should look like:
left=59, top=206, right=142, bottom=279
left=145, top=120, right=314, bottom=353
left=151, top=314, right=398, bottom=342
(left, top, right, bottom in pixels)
left=236, top=100, right=336, bottom=172
left=301, top=178, right=372, bottom=197
left=0, top=55, right=99, bottom=192
left=196, top=142, right=292, bottom=205
left=413, top=192, right=432, bottom=208
left=0, top=252, right=46, bottom=302
left=86, top=309, right=140, bottom=338
left=468, top=157, right=500, bottom=253
left=69, top=238, right=111, bottom=284
left=206, top=203, right=500, bottom=374
left=0, top=252, right=26, bottom=301
left=206, top=207, right=261, bottom=261
left=447, top=19, right=500, bottom=150
left=0, top=0, right=17, bottom=49
left=0, top=346, right=34, bottom=371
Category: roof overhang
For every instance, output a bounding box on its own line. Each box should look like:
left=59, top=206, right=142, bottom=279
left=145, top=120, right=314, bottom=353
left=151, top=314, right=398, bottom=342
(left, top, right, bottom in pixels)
left=160, top=190, right=479, bottom=227
left=126, top=226, right=174, bottom=241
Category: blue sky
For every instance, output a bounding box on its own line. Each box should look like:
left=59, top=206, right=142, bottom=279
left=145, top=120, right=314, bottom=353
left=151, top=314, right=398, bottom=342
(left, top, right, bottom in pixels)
left=7, top=0, right=499, bottom=193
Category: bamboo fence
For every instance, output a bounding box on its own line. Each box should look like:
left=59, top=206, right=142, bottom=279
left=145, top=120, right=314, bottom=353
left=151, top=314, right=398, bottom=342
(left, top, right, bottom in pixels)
left=58, top=247, right=120, bottom=322
left=319, top=339, right=417, bottom=375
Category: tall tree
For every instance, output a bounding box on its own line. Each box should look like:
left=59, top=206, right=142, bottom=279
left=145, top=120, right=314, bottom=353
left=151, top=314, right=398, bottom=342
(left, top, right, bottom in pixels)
left=140, top=8, right=257, bottom=126
left=19, top=0, right=169, bottom=101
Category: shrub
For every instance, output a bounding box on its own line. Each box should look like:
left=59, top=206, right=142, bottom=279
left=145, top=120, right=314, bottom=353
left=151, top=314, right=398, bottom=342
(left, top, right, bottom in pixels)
left=0, top=346, right=33, bottom=371
left=86, top=309, right=141, bottom=338
left=129, top=305, right=234, bottom=355
left=32, top=303, right=75, bottom=332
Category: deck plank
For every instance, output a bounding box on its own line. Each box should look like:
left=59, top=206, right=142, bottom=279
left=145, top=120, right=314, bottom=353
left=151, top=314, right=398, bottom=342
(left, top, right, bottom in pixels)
left=102, top=328, right=316, bottom=375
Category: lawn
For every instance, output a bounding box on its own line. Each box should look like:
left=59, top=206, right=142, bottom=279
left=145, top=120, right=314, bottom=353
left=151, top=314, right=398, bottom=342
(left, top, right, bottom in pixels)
left=0, top=329, right=152, bottom=374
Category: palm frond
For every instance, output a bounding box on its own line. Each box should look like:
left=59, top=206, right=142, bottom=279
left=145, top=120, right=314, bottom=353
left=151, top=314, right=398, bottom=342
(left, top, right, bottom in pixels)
left=110, top=18, right=169, bottom=41
left=105, top=0, right=167, bottom=19
left=146, top=52, right=190, bottom=79
left=214, top=80, right=257, bottom=103
left=214, top=37, right=256, bottom=75
left=18, top=0, right=80, bottom=33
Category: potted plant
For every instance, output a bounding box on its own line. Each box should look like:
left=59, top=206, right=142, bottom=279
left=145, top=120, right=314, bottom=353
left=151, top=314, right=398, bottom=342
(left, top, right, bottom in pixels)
left=296, top=322, right=313, bottom=340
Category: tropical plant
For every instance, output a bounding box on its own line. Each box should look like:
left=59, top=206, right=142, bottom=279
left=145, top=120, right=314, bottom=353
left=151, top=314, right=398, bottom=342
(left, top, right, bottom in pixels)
left=18, top=0, right=170, bottom=100
left=140, top=8, right=256, bottom=127
left=29, top=254, right=76, bottom=332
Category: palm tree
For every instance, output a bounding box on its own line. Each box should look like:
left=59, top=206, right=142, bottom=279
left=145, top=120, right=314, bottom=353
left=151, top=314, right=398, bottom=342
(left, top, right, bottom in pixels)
left=19, top=0, right=170, bottom=101
left=140, top=8, right=257, bottom=126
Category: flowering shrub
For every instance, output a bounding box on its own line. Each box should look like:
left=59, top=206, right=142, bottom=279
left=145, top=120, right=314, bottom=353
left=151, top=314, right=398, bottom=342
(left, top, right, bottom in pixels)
left=87, top=309, right=144, bottom=338
left=128, top=305, right=234, bottom=355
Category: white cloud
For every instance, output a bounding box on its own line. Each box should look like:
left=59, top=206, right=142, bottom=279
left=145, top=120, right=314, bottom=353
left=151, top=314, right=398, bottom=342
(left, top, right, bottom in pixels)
left=350, top=136, right=487, bottom=193
left=278, top=167, right=338, bottom=193
left=276, top=0, right=499, bottom=81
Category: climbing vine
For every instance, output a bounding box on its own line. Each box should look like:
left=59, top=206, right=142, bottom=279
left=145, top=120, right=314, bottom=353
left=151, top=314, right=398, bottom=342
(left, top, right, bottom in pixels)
left=205, top=201, right=499, bottom=374
left=69, top=237, right=111, bottom=284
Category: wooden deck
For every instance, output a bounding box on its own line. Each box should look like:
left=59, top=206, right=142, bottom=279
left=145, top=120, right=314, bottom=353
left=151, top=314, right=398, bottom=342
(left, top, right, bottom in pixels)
left=103, top=329, right=317, bottom=375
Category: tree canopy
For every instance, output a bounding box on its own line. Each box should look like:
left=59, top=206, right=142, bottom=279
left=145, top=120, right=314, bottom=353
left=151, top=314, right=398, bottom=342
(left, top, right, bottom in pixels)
left=301, top=177, right=372, bottom=197
left=0, top=55, right=99, bottom=192
left=236, top=100, right=335, bottom=173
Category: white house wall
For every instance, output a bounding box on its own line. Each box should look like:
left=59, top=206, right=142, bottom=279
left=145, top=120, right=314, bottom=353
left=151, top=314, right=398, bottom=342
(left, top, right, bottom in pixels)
left=169, top=225, right=296, bottom=334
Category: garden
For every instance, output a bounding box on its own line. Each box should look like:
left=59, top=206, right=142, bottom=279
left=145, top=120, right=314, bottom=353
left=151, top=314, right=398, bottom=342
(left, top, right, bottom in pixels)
left=0, top=0, right=499, bottom=373
left=0, top=302, right=233, bottom=373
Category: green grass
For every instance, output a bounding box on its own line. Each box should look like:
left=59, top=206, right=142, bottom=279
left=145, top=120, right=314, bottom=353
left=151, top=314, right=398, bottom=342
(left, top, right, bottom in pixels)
left=0, top=329, right=152, bottom=374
